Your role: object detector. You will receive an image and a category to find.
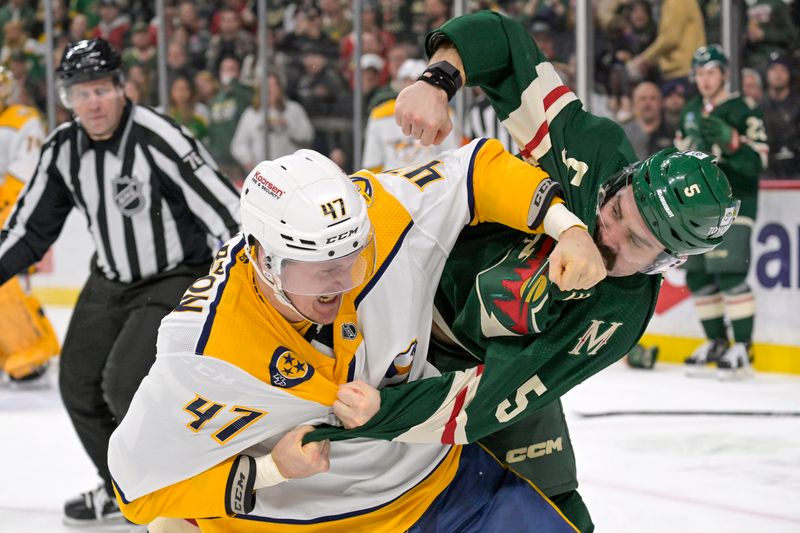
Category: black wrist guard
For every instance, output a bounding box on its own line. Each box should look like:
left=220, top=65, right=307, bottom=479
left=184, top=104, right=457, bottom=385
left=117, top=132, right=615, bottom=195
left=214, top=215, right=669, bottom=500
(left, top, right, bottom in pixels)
left=418, top=60, right=463, bottom=101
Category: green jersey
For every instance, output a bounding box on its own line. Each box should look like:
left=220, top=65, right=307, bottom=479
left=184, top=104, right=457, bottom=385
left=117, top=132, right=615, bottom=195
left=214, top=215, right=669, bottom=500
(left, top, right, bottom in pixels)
left=308, top=11, right=660, bottom=445
left=677, top=95, right=766, bottom=218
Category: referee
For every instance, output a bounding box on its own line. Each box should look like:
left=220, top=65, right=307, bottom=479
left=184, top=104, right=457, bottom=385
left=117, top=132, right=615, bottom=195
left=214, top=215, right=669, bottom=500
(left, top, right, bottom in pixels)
left=0, top=39, right=240, bottom=527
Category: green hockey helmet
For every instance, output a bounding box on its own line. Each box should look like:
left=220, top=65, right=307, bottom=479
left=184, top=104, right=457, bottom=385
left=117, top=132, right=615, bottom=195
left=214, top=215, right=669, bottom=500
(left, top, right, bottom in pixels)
left=597, top=148, right=739, bottom=274
left=692, top=44, right=728, bottom=71
left=631, top=148, right=739, bottom=269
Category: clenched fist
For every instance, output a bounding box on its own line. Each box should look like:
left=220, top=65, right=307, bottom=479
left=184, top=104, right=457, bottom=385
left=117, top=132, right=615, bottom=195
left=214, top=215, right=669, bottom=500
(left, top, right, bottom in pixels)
left=395, top=81, right=453, bottom=146
left=271, top=425, right=330, bottom=479
left=549, top=226, right=607, bottom=291
left=333, top=380, right=381, bottom=429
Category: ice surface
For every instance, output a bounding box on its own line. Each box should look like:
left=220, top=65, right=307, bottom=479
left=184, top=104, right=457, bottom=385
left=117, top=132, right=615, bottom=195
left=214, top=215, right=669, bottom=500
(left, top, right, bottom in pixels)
left=1, top=307, right=798, bottom=532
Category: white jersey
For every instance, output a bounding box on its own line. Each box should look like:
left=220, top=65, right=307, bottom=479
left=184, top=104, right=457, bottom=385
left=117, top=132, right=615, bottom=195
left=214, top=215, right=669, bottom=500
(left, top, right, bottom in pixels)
left=0, top=104, right=45, bottom=184
left=109, top=138, right=556, bottom=530
left=362, top=98, right=460, bottom=171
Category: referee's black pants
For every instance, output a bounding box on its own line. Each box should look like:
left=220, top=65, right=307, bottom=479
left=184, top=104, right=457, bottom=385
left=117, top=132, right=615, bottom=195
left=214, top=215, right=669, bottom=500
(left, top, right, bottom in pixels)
left=59, top=262, right=208, bottom=497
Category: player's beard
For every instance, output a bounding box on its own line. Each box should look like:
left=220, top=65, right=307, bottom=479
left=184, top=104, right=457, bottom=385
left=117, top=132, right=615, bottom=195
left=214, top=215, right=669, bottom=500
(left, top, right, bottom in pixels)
left=593, top=227, right=618, bottom=272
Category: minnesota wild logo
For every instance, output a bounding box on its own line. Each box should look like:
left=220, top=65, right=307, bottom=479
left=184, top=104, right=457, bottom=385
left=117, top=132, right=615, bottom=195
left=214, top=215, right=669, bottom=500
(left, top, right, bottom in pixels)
left=477, top=235, right=555, bottom=336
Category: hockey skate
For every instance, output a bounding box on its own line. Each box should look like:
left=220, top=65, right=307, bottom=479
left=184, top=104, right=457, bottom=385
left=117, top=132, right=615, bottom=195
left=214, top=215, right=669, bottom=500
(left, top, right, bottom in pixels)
left=717, top=342, right=754, bottom=381
left=684, top=338, right=728, bottom=377
left=63, top=483, right=145, bottom=531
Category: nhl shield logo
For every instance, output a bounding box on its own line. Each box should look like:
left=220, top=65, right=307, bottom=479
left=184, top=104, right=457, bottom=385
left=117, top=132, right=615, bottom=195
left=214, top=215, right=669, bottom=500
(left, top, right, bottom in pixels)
left=112, top=174, right=146, bottom=216
left=341, top=322, right=358, bottom=341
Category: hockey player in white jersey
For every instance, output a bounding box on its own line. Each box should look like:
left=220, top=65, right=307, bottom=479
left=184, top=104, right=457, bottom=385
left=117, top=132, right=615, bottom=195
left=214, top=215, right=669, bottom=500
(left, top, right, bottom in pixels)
left=109, top=141, right=605, bottom=531
left=0, top=65, right=60, bottom=385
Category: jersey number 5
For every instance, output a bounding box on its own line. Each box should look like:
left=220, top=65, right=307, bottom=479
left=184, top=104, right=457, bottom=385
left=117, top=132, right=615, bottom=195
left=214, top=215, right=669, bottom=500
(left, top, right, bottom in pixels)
left=495, top=374, right=548, bottom=423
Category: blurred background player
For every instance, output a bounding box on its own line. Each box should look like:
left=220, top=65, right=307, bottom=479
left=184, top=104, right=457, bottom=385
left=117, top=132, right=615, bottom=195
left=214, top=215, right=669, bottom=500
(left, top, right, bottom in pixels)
left=0, top=65, right=59, bottom=386
left=361, top=58, right=459, bottom=172
left=676, top=45, right=768, bottom=377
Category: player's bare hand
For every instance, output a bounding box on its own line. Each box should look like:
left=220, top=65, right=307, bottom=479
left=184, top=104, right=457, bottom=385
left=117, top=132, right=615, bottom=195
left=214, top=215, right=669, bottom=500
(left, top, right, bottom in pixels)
left=549, top=226, right=607, bottom=291
left=271, top=425, right=330, bottom=479
left=395, top=81, right=452, bottom=146
left=333, top=380, right=380, bottom=429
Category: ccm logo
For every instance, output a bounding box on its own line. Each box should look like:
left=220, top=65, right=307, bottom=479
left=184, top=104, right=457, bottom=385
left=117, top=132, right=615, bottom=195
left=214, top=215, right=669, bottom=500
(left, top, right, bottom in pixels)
left=505, top=438, right=563, bottom=463
left=232, top=471, right=247, bottom=512
left=326, top=228, right=358, bottom=244
left=252, top=171, right=285, bottom=198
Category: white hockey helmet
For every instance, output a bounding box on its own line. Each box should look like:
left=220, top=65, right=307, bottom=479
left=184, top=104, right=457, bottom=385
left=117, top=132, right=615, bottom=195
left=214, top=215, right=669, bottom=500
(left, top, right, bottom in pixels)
left=241, top=149, right=375, bottom=297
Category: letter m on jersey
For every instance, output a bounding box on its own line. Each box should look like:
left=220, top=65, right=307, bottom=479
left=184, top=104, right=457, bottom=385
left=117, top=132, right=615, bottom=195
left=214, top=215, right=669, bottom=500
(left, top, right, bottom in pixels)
left=568, top=320, right=623, bottom=356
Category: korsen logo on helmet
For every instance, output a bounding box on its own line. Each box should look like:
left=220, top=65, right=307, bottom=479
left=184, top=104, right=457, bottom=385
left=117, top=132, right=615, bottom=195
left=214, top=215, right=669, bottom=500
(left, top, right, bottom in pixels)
left=252, top=170, right=285, bottom=199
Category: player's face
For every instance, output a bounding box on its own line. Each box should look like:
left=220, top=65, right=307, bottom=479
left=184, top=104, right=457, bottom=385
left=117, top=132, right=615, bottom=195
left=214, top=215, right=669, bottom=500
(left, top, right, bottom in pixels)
left=595, top=185, right=665, bottom=277
left=280, top=257, right=360, bottom=324
left=69, top=77, right=126, bottom=140
left=694, top=66, right=726, bottom=101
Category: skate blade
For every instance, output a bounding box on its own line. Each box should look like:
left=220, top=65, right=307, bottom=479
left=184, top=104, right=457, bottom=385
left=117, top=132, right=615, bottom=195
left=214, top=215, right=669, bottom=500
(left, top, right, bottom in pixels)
left=684, top=364, right=717, bottom=378
left=62, top=515, right=146, bottom=532
left=717, top=366, right=755, bottom=381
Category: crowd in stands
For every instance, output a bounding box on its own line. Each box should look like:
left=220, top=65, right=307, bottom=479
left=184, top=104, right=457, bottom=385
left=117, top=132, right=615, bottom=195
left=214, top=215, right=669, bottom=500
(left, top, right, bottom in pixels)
left=1, top=0, right=799, bottom=180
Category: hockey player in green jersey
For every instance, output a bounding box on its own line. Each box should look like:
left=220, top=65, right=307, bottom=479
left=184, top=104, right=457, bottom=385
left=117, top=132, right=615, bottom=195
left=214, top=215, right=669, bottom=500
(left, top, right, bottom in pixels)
left=307, top=11, right=738, bottom=531
left=677, top=44, right=767, bottom=377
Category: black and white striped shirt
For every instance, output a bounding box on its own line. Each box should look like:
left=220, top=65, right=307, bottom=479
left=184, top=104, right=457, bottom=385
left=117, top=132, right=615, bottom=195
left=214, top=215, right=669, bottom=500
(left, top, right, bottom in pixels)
left=465, top=96, right=517, bottom=155
left=0, top=101, right=241, bottom=284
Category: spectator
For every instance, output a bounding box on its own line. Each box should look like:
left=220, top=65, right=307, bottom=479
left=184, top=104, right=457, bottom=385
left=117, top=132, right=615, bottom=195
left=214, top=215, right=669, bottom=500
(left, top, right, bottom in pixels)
left=124, top=78, right=142, bottom=104
left=68, top=13, right=90, bottom=43
left=340, top=4, right=396, bottom=78
left=278, top=4, right=340, bottom=86
left=290, top=49, right=345, bottom=118
left=362, top=59, right=460, bottom=172
left=206, top=8, right=256, bottom=77
left=1, top=22, right=44, bottom=107
left=121, top=22, right=156, bottom=73
left=166, top=41, right=195, bottom=86
left=367, top=43, right=413, bottom=111
left=231, top=73, right=314, bottom=170
left=166, top=74, right=209, bottom=142
left=360, top=53, right=385, bottom=116
left=280, top=5, right=339, bottom=60
left=622, top=81, right=676, bottom=160
left=660, top=78, right=690, bottom=134
left=210, top=0, right=256, bottom=34
left=743, top=0, right=797, bottom=73
left=741, top=68, right=764, bottom=106
left=418, top=0, right=452, bottom=47
left=0, top=0, right=35, bottom=43
left=7, top=51, right=38, bottom=108
left=207, top=56, right=253, bottom=182
left=193, top=70, right=219, bottom=107
left=628, top=0, right=706, bottom=83
left=627, top=0, right=657, bottom=55
left=700, top=0, right=722, bottom=45
left=320, top=0, right=351, bottom=43
left=125, top=64, right=154, bottom=106
left=761, top=53, right=800, bottom=179
left=176, top=1, right=211, bottom=72
left=91, top=0, right=131, bottom=52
